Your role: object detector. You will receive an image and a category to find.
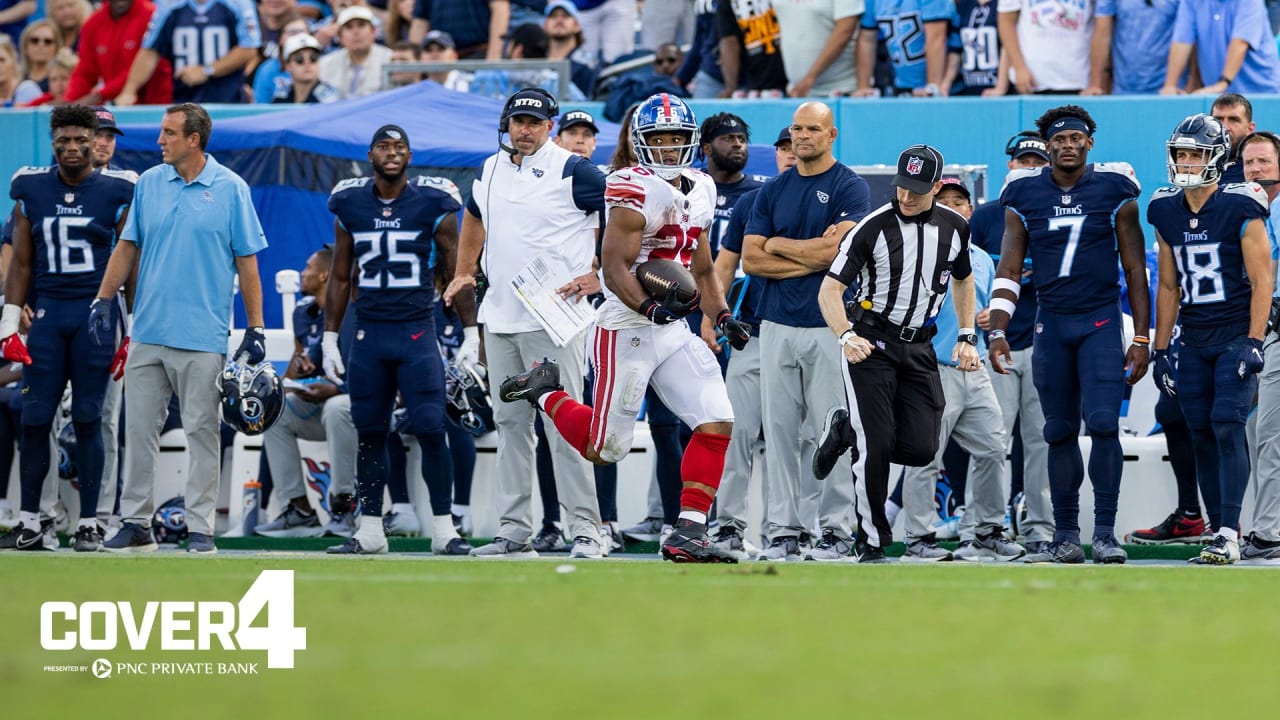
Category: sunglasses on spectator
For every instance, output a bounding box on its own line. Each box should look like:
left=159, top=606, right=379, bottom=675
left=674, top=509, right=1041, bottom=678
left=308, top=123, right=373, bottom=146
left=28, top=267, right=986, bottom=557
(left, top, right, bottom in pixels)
left=28, top=36, right=55, bottom=45
left=291, top=52, right=321, bottom=64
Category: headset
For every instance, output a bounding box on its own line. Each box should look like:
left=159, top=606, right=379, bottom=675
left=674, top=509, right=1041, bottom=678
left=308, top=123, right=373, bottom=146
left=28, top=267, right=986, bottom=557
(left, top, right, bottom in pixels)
left=1238, top=131, right=1280, bottom=186
left=497, top=86, right=559, bottom=156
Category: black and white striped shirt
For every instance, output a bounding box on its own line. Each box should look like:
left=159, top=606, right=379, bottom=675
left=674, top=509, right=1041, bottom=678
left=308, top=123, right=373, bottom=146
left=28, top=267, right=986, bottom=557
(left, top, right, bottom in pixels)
left=828, top=201, right=972, bottom=329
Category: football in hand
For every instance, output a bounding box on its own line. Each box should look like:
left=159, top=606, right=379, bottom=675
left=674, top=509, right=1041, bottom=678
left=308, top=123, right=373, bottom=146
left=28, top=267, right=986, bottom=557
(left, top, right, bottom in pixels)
left=634, top=259, right=698, bottom=303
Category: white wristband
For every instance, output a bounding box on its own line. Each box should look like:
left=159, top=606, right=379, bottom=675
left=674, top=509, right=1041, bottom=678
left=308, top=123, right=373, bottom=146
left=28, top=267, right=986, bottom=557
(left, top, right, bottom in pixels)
left=989, top=297, right=1017, bottom=318
left=463, top=325, right=479, bottom=343
left=992, top=277, right=1021, bottom=299
left=959, top=327, right=975, bottom=335
left=839, top=328, right=859, bottom=348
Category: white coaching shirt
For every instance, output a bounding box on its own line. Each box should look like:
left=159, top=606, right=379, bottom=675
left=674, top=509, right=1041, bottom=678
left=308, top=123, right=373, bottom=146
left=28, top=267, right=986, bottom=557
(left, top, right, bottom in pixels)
left=468, top=140, right=604, bottom=333
left=597, top=166, right=717, bottom=330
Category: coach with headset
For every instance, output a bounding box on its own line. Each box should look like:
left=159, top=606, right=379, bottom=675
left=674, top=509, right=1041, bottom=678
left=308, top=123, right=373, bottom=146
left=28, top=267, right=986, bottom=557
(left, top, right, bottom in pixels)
left=443, top=87, right=608, bottom=558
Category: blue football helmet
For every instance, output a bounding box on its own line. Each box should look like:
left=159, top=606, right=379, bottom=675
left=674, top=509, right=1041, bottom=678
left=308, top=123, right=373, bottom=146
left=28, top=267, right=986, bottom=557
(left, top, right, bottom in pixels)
left=631, top=93, right=699, bottom=180
left=445, top=361, right=494, bottom=436
left=153, top=496, right=188, bottom=544
left=219, top=361, right=285, bottom=436
left=56, top=422, right=76, bottom=480
left=1167, top=113, right=1230, bottom=188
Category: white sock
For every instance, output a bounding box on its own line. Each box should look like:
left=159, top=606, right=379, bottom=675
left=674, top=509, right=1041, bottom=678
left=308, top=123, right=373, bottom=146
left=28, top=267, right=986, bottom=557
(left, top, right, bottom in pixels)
left=0, top=498, right=11, bottom=510
left=431, top=514, right=458, bottom=545
left=355, top=516, right=386, bottom=545
left=536, top=391, right=556, bottom=411
left=20, top=511, right=39, bottom=528
left=678, top=510, right=707, bottom=525
left=77, top=518, right=97, bottom=530
left=391, top=503, right=414, bottom=515
left=1219, top=527, right=1239, bottom=542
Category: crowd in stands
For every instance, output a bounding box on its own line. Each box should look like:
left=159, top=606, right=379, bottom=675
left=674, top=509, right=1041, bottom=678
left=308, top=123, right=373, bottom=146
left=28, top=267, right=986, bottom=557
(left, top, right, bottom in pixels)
left=3, top=0, right=1280, bottom=110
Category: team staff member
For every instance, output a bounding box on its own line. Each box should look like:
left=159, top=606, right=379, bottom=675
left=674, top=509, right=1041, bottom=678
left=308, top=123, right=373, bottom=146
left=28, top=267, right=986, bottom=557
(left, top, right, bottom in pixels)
left=97, top=103, right=268, bottom=554
left=743, top=101, right=870, bottom=562
left=443, top=88, right=606, bottom=560
left=816, top=145, right=980, bottom=564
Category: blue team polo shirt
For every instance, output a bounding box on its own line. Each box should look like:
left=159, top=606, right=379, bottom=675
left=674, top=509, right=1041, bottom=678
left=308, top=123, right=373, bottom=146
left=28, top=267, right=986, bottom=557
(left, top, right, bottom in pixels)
left=930, top=244, right=994, bottom=365
left=1096, top=0, right=1179, bottom=94
left=122, top=154, right=268, bottom=354
left=1172, top=0, right=1280, bottom=95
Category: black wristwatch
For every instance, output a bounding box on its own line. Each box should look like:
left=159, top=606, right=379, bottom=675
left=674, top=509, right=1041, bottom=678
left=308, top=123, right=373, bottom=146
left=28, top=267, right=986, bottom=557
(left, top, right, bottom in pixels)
left=957, top=332, right=978, bottom=346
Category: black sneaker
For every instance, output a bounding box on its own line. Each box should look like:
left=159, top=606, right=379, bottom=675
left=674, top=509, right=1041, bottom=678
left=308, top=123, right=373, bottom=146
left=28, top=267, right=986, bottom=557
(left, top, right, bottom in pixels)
left=853, top=541, right=890, bottom=564
left=73, top=524, right=102, bottom=552
left=101, top=522, right=158, bottom=553
left=0, top=521, right=53, bottom=551
left=433, top=537, right=473, bottom=556
left=812, top=407, right=852, bottom=480
left=499, top=359, right=563, bottom=405
left=661, top=519, right=739, bottom=563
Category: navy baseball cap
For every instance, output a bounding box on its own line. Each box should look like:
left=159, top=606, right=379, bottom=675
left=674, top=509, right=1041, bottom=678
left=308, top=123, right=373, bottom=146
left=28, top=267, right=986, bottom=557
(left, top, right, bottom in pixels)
left=1009, top=134, right=1049, bottom=161
left=423, top=30, right=455, bottom=50
left=370, top=124, right=410, bottom=149
left=506, top=88, right=557, bottom=121
left=892, top=144, right=944, bottom=195
left=774, top=127, right=791, bottom=146
left=93, top=106, right=123, bottom=136
left=559, top=110, right=598, bottom=134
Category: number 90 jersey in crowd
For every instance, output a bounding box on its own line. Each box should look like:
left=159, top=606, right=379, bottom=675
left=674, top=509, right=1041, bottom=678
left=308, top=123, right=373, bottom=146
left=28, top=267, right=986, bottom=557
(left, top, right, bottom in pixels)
left=8, top=166, right=136, bottom=299
left=597, top=165, right=716, bottom=329
left=999, top=163, right=1140, bottom=314
left=327, top=175, right=462, bottom=322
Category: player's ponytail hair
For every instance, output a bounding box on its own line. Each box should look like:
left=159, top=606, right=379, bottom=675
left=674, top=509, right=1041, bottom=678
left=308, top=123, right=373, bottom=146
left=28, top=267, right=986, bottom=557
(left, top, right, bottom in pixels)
left=49, top=103, right=97, bottom=134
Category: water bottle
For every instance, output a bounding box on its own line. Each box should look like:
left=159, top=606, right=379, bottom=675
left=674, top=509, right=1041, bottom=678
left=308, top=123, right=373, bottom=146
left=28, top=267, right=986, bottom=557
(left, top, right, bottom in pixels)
left=242, top=480, right=261, bottom=537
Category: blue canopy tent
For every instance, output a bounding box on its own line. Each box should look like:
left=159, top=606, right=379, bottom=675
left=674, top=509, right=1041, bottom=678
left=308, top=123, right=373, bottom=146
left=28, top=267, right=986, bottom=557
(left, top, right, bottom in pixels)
left=111, top=82, right=778, bottom=327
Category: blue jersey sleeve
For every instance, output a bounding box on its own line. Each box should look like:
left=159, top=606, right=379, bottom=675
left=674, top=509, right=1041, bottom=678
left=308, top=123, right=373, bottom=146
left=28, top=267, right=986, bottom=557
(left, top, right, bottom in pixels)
left=743, top=178, right=776, bottom=239
left=721, top=189, right=759, bottom=254
left=568, top=155, right=606, bottom=214
left=142, top=3, right=178, bottom=53
left=228, top=0, right=263, bottom=48
left=922, top=0, right=955, bottom=22
left=862, top=0, right=878, bottom=29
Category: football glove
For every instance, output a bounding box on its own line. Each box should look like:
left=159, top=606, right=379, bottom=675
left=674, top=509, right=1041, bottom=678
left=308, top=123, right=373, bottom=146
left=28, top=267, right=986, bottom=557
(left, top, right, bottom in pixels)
left=716, top=309, right=751, bottom=351
left=235, top=326, right=267, bottom=365
left=322, top=331, right=345, bottom=382
left=110, top=337, right=130, bottom=381
left=0, top=304, right=31, bottom=365
left=457, top=326, right=481, bottom=375
left=1238, top=337, right=1265, bottom=379
left=87, top=297, right=114, bottom=347
left=1153, top=349, right=1177, bottom=398
left=639, top=283, right=700, bottom=324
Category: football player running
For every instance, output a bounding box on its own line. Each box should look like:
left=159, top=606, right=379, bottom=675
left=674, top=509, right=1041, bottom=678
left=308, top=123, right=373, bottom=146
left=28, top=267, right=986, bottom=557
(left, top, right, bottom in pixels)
left=0, top=104, right=135, bottom=552
left=1148, top=114, right=1271, bottom=565
left=499, top=93, right=751, bottom=563
left=322, top=125, right=476, bottom=556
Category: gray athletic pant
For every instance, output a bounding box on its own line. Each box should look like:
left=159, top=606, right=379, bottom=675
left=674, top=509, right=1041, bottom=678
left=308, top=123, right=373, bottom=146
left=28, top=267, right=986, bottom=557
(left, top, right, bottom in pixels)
left=988, top=346, right=1054, bottom=542
left=1250, top=333, right=1280, bottom=541
left=119, top=342, right=224, bottom=536
left=488, top=328, right=601, bottom=544
left=717, top=337, right=768, bottom=532
left=903, top=364, right=1008, bottom=542
left=263, top=392, right=357, bottom=502
left=760, top=321, right=854, bottom=540
left=98, top=375, right=122, bottom=521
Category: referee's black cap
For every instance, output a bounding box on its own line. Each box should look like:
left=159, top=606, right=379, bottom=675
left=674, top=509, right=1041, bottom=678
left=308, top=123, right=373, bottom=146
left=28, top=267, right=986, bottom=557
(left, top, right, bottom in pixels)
left=892, top=144, right=944, bottom=195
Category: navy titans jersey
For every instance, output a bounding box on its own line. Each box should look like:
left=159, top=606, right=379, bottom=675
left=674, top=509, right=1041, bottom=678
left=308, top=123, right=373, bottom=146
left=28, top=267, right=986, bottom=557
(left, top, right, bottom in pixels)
left=1147, top=182, right=1269, bottom=344
left=328, top=176, right=462, bottom=323
left=706, top=173, right=767, bottom=258
left=721, top=187, right=764, bottom=333
left=292, top=297, right=324, bottom=349
left=1000, top=163, right=1141, bottom=314
left=8, top=166, right=136, bottom=300
left=953, top=0, right=1000, bottom=95
left=143, top=0, right=262, bottom=103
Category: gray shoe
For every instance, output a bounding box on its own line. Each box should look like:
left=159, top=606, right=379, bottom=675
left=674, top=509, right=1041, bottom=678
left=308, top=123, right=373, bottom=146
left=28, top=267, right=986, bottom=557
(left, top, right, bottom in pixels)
left=531, top=524, right=568, bottom=552
left=712, top=527, right=751, bottom=562
left=470, top=537, right=539, bottom=558
left=1023, top=539, right=1052, bottom=555
left=903, top=537, right=953, bottom=562
left=620, top=516, right=664, bottom=542
left=73, top=525, right=103, bottom=552
left=324, top=511, right=357, bottom=538
left=954, top=530, right=1026, bottom=562
left=569, top=536, right=604, bottom=559
left=1023, top=540, right=1085, bottom=564
left=758, top=535, right=801, bottom=561
left=1240, top=533, right=1280, bottom=562
left=326, top=535, right=388, bottom=555
left=1091, top=534, right=1127, bottom=564
left=255, top=503, right=323, bottom=538
left=100, top=522, right=158, bottom=553
left=804, top=531, right=852, bottom=561
left=186, top=532, right=217, bottom=554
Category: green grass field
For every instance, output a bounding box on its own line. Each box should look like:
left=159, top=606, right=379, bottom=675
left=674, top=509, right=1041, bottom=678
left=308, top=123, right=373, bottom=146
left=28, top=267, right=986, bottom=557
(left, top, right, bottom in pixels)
left=4, top=556, right=1280, bottom=717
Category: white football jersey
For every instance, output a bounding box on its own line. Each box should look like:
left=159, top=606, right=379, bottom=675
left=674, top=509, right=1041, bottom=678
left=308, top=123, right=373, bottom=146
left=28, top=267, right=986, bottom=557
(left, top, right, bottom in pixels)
left=597, top=166, right=716, bottom=329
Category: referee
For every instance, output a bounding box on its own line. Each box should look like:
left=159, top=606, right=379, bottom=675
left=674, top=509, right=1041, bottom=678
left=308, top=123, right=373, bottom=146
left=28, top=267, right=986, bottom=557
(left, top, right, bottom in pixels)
left=814, top=145, right=980, bottom=563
